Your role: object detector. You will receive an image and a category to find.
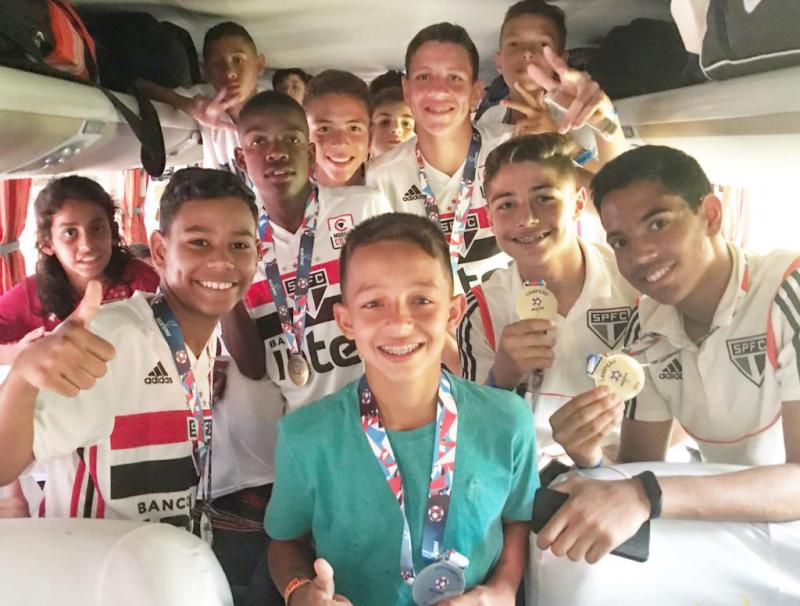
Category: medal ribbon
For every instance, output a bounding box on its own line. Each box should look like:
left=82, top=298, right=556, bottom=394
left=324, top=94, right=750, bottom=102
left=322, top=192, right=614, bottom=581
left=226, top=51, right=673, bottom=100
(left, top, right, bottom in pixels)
left=257, top=187, right=319, bottom=356
left=415, top=128, right=482, bottom=273
left=151, top=293, right=214, bottom=499
left=358, top=373, right=459, bottom=583
left=522, top=279, right=547, bottom=401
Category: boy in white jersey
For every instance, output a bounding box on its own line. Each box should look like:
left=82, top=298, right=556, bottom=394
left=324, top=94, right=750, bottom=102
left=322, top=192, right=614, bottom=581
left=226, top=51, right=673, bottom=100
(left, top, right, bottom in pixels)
left=0, top=168, right=259, bottom=526
left=224, top=91, right=391, bottom=413
left=536, top=145, right=800, bottom=564
left=366, top=22, right=513, bottom=296
left=139, top=22, right=266, bottom=177
left=458, top=134, right=637, bottom=467
left=304, top=70, right=372, bottom=188
left=482, top=1, right=627, bottom=174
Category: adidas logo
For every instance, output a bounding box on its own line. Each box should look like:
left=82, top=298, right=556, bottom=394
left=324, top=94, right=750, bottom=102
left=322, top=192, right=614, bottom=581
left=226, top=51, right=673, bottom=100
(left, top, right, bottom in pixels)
left=402, top=184, right=425, bottom=202
left=144, top=361, right=173, bottom=385
left=658, top=358, right=682, bottom=380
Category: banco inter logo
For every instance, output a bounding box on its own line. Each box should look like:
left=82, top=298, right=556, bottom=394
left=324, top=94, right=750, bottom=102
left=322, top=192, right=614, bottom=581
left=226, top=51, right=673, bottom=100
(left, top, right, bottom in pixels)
left=144, top=361, right=173, bottom=385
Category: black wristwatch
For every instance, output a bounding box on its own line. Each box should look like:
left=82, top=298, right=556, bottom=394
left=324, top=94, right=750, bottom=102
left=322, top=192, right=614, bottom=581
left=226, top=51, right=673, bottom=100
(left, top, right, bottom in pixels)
left=635, top=470, right=662, bottom=520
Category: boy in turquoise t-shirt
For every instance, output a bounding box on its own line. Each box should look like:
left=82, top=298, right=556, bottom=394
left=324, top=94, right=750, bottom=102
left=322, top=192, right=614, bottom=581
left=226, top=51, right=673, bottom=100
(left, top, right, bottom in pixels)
left=265, top=213, right=538, bottom=606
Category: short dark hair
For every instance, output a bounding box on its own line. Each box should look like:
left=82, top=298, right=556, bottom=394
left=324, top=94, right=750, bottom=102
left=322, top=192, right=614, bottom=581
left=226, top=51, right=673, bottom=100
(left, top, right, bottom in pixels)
left=304, top=69, right=372, bottom=116
left=405, top=23, right=480, bottom=82
left=500, top=1, right=567, bottom=54
left=372, top=86, right=406, bottom=113
left=272, top=68, right=312, bottom=90
left=591, top=145, right=712, bottom=212
left=239, top=90, right=308, bottom=133
left=369, top=70, right=404, bottom=97
left=484, top=134, right=577, bottom=193
left=159, top=168, right=257, bottom=234
left=202, top=22, right=257, bottom=61
left=128, top=243, right=151, bottom=259
left=339, top=213, right=452, bottom=297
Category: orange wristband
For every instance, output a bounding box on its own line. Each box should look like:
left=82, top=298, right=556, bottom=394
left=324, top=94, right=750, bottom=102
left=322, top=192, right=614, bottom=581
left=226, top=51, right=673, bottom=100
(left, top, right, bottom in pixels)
left=283, top=577, right=311, bottom=604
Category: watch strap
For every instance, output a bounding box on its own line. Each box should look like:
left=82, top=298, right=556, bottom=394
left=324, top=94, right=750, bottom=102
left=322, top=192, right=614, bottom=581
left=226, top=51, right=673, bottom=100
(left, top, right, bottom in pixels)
left=635, top=470, right=663, bottom=520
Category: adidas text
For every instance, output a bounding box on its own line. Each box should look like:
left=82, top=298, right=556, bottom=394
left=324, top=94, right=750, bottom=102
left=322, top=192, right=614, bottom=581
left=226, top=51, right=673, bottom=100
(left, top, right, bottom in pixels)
left=145, top=361, right=173, bottom=384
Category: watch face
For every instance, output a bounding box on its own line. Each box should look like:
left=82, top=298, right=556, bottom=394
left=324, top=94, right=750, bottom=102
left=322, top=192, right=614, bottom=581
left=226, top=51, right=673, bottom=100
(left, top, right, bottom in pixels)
left=411, top=559, right=466, bottom=606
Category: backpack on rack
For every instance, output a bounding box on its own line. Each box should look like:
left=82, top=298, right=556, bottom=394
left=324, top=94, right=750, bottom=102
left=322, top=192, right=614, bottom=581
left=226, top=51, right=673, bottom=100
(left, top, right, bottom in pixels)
left=77, top=10, right=201, bottom=93
left=0, top=0, right=166, bottom=176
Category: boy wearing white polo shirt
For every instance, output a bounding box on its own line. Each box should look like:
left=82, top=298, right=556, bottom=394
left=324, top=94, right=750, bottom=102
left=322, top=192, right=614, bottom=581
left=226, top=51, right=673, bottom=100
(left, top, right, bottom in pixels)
left=457, top=134, right=637, bottom=467
left=366, top=22, right=513, bottom=296
left=0, top=168, right=259, bottom=526
left=225, top=91, right=391, bottom=414
left=536, top=145, right=800, bottom=564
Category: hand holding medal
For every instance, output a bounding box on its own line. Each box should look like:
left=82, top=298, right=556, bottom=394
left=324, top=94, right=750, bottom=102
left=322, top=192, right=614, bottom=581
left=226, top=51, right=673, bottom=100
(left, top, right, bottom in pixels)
left=585, top=352, right=645, bottom=400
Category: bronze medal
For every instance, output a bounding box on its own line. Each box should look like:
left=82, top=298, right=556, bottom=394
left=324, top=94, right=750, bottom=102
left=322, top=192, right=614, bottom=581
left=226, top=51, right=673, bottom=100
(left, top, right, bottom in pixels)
left=288, top=353, right=310, bottom=387
left=516, top=284, right=558, bottom=321
left=587, top=353, right=645, bottom=400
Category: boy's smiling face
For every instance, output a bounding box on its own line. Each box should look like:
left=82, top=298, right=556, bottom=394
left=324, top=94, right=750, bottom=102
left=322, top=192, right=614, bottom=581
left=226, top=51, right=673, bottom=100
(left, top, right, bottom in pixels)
left=496, top=14, right=562, bottom=99
left=204, top=35, right=266, bottom=107
left=486, top=160, right=582, bottom=266
left=601, top=179, right=721, bottom=306
left=334, top=240, right=464, bottom=385
left=305, top=93, right=370, bottom=187
left=151, top=196, right=258, bottom=322
left=403, top=41, right=483, bottom=137
left=235, top=105, right=314, bottom=203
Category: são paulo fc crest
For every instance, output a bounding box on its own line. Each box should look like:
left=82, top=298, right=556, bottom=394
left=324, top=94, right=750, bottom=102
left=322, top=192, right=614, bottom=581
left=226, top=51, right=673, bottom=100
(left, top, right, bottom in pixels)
left=726, top=334, right=767, bottom=387
left=586, top=306, right=632, bottom=349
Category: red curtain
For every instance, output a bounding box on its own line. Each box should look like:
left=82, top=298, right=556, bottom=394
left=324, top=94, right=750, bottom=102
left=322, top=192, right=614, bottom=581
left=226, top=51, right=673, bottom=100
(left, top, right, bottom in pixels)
left=121, top=169, right=148, bottom=245
left=0, top=179, right=32, bottom=294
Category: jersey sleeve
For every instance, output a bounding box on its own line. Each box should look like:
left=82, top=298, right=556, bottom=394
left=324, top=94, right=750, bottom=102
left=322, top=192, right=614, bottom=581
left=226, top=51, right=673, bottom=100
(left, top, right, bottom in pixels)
left=457, top=288, right=496, bottom=384
left=501, top=396, right=538, bottom=521
left=620, top=309, right=673, bottom=422
left=769, top=267, right=800, bottom=402
left=0, top=278, right=42, bottom=344
left=264, top=420, right=314, bottom=540
left=128, top=259, right=160, bottom=294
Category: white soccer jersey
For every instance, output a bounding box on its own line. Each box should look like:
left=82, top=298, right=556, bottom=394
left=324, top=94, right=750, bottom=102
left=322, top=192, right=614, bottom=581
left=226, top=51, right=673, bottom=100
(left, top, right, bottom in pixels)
left=624, top=245, right=800, bottom=466
left=457, top=240, right=638, bottom=454
left=244, top=185, right=391, bottom=413
left=365, top=123, right=513, bottom=294
left=33, top=292, right=213, bottom=526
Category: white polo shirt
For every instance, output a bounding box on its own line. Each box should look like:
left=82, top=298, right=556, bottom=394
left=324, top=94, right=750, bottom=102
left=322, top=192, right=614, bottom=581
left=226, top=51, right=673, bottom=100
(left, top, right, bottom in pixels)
left=244, top=185, right=391, bottom=414
left=365, top=123, right=513, bottom=294
left=33, top=292, right=213, bottom=526
left=457, top=240, right=637, bottom=454
left=624, top=245, right=800, bottom=465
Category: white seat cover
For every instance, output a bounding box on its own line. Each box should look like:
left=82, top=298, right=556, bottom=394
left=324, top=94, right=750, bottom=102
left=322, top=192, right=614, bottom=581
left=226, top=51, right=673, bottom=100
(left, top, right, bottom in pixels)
left=0, top=518, right=232, bottom=606
left=528, top=462, right=800, bottom=606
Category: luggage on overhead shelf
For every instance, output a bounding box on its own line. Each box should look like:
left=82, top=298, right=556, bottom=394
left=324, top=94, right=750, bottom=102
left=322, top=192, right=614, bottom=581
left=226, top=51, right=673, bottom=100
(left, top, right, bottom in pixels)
left=0, top=0, right=167, bottom=176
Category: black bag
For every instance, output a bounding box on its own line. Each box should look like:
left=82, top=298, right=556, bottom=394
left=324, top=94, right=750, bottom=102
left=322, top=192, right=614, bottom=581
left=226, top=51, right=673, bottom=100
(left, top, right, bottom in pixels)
left=588, top=18, right=705, bottom=99
left=78, top=10, right=200, bottom=92
left=0, top=0, right=166, bottom=176
left=702, top=0, right=800, bottom=80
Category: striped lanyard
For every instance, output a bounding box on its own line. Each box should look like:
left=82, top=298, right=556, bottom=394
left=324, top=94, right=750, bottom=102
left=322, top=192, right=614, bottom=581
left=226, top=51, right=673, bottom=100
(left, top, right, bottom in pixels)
left=415, top=128, right=482, bottom=273
left=258, top=187, right=320, bottom=356
left=358, top=373, right=459, bottom=583
left=150, top=293, right=214, bottom=498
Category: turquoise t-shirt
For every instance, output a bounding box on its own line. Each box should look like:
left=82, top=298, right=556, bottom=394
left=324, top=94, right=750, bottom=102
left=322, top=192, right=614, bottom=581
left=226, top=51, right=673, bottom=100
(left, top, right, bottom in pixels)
left=266, top=373, right=539, bottom=606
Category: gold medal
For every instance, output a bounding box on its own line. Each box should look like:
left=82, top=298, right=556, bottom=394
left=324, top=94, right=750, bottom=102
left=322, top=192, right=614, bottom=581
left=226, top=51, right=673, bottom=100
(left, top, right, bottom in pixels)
left=586, top=353, right=645, bottom=400
left=288, top=353, right=310, bottom=387
left=516, top=283, right=558, bottom=321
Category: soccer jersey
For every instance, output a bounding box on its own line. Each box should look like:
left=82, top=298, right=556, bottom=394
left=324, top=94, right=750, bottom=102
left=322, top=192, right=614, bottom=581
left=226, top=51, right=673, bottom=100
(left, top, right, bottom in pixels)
left=458, top=240, right=638, bottom=455
left=266, top=372, right=538, bottom=606
left=365, top=124, right=512, bottom=294
left=0, top=259, right=159, bottom=343
left=32, top=292, right=213, bottom=526
left=623, top=245, right=800, bottom=465
left=244, top=185, right=391, bottom=413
